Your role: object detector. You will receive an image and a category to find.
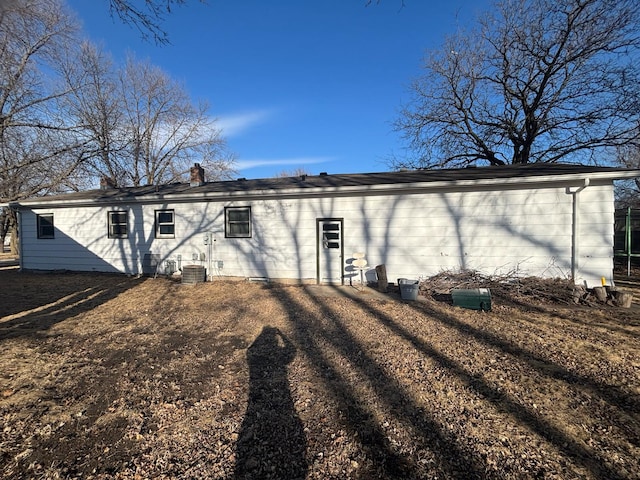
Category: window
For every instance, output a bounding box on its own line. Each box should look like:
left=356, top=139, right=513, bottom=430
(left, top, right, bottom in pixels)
left=225, top=206, right=251, bottom=238
left=155, top=210, right=175, bottom=238
left=37, top=213, right=55, bottom=239
left=108, top=211, right=128, bottom=238
left=322, top=222, right=341, bottom=249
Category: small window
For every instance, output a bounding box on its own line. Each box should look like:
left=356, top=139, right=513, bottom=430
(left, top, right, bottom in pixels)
left=155, top=210, right=175, bottom=238
left=322, top=223, right=341, bottom=249
left=37, top=213, right=55, bottom=239
left=108, top=211, right=128, bottom=238
left=225, top=206, right=251, bottom=238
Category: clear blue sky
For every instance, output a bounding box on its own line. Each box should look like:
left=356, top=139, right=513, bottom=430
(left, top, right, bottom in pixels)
left=67, top=0, right=490, bottom=180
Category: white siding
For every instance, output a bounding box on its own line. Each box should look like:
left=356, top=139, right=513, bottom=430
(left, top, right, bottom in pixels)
left=18, top=182, right=615, bottom=287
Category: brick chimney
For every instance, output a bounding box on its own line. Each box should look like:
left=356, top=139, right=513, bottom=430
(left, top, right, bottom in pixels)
left=100, top=176, right=116, bottom=190
left=190, top=163, right=205, bottom=186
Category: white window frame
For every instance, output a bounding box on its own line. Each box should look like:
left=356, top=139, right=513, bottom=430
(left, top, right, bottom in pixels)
left=155, top=209, right=175, bottom=239
left=225, top=206, right=252, bottom=238
left=108, top=211, right=128, bottom=238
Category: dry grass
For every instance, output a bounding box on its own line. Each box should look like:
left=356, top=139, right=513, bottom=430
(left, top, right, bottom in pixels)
left=1, top=268, right=639, bottom=479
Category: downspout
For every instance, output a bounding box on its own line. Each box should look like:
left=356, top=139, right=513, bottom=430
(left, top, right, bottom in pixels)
left=566, top=178, right=590, bottom=284
left=17, top=210, right=22, bottom=270
left=625, top=206, right=631, bottom=277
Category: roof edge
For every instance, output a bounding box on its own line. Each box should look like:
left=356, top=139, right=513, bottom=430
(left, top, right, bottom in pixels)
left=9, top=168, right=640, bottom=209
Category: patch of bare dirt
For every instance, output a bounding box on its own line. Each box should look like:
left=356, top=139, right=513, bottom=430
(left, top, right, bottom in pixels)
left=1, top=270, right=639, bottom=479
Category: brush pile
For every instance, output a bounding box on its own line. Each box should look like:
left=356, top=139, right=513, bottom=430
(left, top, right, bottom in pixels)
left=419, top=270, right=634, bottom=308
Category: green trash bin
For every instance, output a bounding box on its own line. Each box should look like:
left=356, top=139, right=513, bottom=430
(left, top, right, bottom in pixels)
left=398, top=278, right=419, bottom=301
left=451, top=288, right=492, bottom=311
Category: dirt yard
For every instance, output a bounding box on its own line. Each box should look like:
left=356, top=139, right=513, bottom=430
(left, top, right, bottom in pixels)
left=1, top=264, right=639, bottom=479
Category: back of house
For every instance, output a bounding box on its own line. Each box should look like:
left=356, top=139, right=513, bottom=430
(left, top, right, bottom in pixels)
left=8, top=164, right=640, bottom=288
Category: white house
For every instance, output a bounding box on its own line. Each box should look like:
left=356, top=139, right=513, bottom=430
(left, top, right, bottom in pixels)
left=6, top=164, right=640, bottom=287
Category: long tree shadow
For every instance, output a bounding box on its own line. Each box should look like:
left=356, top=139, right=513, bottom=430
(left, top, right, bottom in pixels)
left=337, top=287, right=632, bottom=480
left=272, top=286, right=486, bottom=479
left=235, top=326, right=307, bottom=480
left=408, top=300, right=640, bottom=415
left=0, top=272, right=142, bottom=341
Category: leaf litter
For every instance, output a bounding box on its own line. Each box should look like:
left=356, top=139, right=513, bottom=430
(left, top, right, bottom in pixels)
left=0, top=268, right=639, bottom=479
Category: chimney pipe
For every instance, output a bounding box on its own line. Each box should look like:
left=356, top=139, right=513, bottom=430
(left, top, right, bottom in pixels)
left=190, top=163, right=205, bottom=186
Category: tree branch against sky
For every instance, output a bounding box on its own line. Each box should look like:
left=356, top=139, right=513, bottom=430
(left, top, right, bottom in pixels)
left=0, top=0, right=83, bottom=201
left=393, top=0, right=640, bottom=169
left=0, top=0, right=86, bottom=253
left=107, top=0, right=206, bottom=44
left=106, top=1, right=402, bottom=45
left=0, top=0, right=235, bottom=250
left=61, top=42, right=128, bottom=187
left=63, top=47, right=235, bottom=187
left=118, top=54, right=234, bottom=186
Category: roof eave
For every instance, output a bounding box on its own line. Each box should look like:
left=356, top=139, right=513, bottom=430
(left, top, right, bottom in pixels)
left=8, top=169, right=640, bottom=209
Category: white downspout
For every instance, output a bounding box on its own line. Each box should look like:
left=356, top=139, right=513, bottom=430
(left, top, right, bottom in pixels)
left=14, top=209, right=23, bottom=270
left=208, top=232, right=213, bottom=281
left=566, top=178, right=590, bottom=284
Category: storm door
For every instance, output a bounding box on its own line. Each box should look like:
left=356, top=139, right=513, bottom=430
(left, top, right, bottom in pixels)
left=317, top=218, right=344, bottom=284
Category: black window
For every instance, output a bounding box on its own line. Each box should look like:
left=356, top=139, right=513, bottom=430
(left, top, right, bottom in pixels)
left=155, top=210, right=175, bottom=238
left=225, top=206, right=251, bottom=238
left=322, top=223, right=341, bottom=249
left=108, top=211, right=128, bottom=238
left=37, top=213, right=54, bottom=239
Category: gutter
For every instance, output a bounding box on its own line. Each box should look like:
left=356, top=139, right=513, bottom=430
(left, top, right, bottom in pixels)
left=8, top=171, right=639, bottom=209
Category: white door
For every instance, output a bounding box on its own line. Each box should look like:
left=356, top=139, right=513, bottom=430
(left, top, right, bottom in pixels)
left=317, top=219, right=344, bottom=284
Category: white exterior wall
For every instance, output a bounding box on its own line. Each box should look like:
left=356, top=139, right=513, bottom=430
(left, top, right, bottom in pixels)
left=18, top=182, right=615, bottom=287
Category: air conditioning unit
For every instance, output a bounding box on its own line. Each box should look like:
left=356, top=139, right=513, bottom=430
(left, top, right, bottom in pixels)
left=182, top=265, right=205, bottom=284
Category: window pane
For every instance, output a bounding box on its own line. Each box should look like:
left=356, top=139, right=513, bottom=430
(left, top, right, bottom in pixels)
left=111, top=224, right=127, bottom=236
left=159, top=225, right=175, bottom=235
left=229, top=223, right=250, bottom=235
left=158, top=212, right=173, bottom=224
left=228, top=209, right=250, bottom=222
left=110, top=212, right=127, bottom=224
left=323, top=224, right=340, bottom=231
left=38, top=214, right=54, bottom=238
left=40, top=216, right=53, bottom=228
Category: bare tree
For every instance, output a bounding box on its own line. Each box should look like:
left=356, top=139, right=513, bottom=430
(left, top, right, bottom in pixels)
left=63, top=47, right=235, bottom=188
left=613, top=132, right=640, bottom=207
left=117, top=54, right=234, bottom=186
left=276, top=168, right=312, bottom=178
left=394, top=0, right=640, bottom=169
left=62, top=42, right=129, bottom=186
left=0, top=0, right=84, bottom=253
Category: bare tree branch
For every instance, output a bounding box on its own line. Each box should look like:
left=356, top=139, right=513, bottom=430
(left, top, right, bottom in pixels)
left=394, top=0, right=640, bottom=170
left=0, top=0, right=85, bottom=203
left=107, top=0, right=206, bottom=44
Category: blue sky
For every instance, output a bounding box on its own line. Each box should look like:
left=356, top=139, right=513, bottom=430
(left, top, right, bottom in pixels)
left=67, top=0, right=490, bottom=179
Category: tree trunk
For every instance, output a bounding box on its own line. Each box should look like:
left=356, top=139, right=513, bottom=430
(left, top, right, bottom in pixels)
left=592, top=286, right=607, bottom=302
left=8, top=210, right=18, bottom=256
left=611, top=290, right=633, bottom=308
left=375, top=265, right=388, bottom=293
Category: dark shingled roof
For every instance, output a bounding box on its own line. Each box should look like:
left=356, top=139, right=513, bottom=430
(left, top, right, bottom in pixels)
left=9, top=163, right=640, bottom=206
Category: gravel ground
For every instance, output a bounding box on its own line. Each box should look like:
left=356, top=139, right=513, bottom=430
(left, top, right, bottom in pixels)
left=1, top=268, right=639, bottom=479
